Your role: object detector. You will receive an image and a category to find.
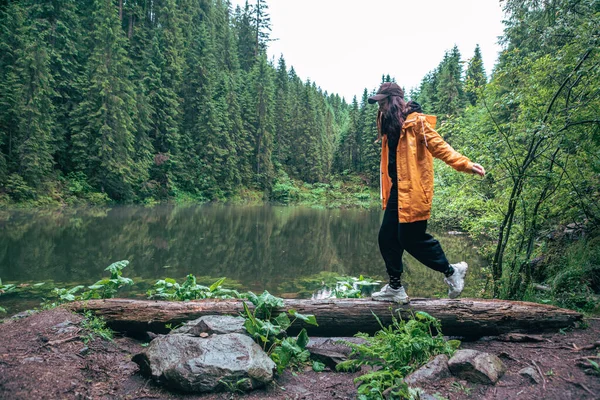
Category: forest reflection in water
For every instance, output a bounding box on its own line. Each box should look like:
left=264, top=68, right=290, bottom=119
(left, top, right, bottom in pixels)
left=0, top=205, right=486, bottom=302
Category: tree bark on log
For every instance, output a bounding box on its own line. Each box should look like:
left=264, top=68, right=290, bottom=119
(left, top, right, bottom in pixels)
left=66, top=298, right=582, bottom=338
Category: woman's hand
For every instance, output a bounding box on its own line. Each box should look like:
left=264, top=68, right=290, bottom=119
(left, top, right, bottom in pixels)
left=471, top=163, right=486, bottom=177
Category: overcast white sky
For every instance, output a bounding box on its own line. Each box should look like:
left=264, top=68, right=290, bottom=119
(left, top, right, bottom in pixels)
left=231, top=0, right=507, bottom=101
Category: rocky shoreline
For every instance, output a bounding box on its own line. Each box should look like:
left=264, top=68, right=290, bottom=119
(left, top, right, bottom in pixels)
left=1, top=308, right=599, bottom=399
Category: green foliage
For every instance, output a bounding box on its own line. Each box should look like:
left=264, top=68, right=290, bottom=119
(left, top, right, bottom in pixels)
left=465, top=45, right=487, bottom=106
left=81, top=260, right=133, bottom=300
left=43, top=285, right=85, bottom=308
left=312, top=360, right=326, bottom=372
left=271, top=171, right=300, bottom=204
left=548, top=237, right=600, bottom=312
left=5, top=174, right=36, bottom=201
left=80, top=310, right=113, bottom=344
left=0, top=0, right=349, bottom=205
left=242, top=290, right=317, bottom=374
left=421, top=0, right=600, bottom=302
left=338, top=312, right=459, bottom=399
left=270, top=176, right=378, bottom=208
left=147, top=276, right=241, bottom=301
left=524, top=236, right=600, bottom=313
left=450, top=381, right=472, bottom=396
left=586, top=358, right=600, bottom=376
left=0, top=277, right=17, bottom=313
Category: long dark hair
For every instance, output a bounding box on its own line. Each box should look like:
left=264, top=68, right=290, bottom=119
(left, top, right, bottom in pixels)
left=377, top=95, right=407, bottom=143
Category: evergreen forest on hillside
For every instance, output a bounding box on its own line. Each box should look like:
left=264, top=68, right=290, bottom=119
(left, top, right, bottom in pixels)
left=0, top=0, right=599, bottom=304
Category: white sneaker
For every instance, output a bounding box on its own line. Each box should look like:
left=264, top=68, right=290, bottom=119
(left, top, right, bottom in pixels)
left=372, top=284, right=410, bottom=304
left=444, top=262, right=468, bottom=299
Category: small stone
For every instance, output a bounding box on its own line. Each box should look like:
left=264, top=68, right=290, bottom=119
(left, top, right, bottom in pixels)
left=448, top=349, right=506, bottom=384
left=199, top=332, right=209, bottom=338
left=22, top=357, right=44, bottom=363
left=519, top=366, right=541, bottom=384
left=79, top=346, right=89, bottom=355
left=405, top=355, right=451, bottom=385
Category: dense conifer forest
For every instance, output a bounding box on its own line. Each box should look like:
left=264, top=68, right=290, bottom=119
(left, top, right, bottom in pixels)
left=0, top=0, right=599, bottom=303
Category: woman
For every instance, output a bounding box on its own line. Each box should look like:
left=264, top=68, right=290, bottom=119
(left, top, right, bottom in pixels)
left=369, top=82, right=485, bottom=304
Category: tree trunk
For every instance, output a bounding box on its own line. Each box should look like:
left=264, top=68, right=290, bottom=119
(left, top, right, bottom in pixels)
left=66, top=298, right=582, bottom=338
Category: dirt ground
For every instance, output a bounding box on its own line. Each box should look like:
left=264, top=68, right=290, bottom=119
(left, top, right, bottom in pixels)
left=0, top=307, right=599, bottom=400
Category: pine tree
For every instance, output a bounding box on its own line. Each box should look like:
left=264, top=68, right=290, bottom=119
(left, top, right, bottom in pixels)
left=70, top=0, right=139, bottom=200
left=16, top=35, right=55, bottom=188
left=28, top=0, right=85, bottom=174
left=413, top=71, right=438, bottom=114
left=274, top=55, right=291, bottom=168
left=465, top=44, right=487, bottom=106
left=249, top=54, right=275, bottom=188
left=359, top=89, right=379, bottom=185
left=234, top=1, right=256, bottom=72
left=436, top=45, right=465, bottom=118
left=6, top=1, right=57, bottom=188
left=335, top=96, right=360, bottom=174
left=0, top=2, right=26, bottom=182
left=253, top=0, right=272, bottom=55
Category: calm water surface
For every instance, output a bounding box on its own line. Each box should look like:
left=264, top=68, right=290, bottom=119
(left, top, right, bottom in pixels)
left=0, top=205, right=486, bottom=309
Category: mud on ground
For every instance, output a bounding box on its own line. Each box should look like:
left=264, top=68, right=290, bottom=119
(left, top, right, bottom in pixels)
left=0, top=308, right=599, bottom=400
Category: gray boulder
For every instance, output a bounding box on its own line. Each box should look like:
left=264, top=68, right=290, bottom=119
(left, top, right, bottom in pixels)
left=519, top=366, right=542, bottom=384
left=405, top=354, right=451, bottom=385
left=133, top=333, right=275, bottom=393
left=171, top=315, right=246, bottom=336
left=448, top=349, right=506, bottom=384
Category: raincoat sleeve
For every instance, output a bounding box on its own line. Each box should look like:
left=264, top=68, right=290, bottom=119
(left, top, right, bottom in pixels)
left=420, top=117, right=474, bottom=173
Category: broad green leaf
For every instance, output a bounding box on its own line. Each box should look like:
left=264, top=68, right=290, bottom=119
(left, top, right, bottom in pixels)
left=274, top=312, right=291, bottom=330
left=288, top=309, right=318, bottom=326
left=209, top=277, right=226, bottom=292
left=244, top=318, right=257, bottom=336
left=281, top=337, right=302, bottom=355
left=296, top=328, right=309, bottom=349
left=105, top=260, right=129, bottom=272
left=68, top=285, right=84, bottom=294
left=256, top=291, right=285, bottom=309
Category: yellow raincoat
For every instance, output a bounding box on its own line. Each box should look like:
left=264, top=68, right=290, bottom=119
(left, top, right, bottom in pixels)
left=380, top=112, right=474, bottom=222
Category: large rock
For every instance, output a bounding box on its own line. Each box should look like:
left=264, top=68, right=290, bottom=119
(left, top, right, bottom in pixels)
left=133, top=333, right=275, bottom=393
left=405, top=354, right=451, bottom=385
left=448, top=349, right=506, bottom=384
left=171, top=315, right=246, bottom=336
left=448, top=350, right=506, bottom=385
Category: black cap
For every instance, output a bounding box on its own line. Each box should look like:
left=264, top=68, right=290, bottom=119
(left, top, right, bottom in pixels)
left=368, top=82, right=404, bottom=104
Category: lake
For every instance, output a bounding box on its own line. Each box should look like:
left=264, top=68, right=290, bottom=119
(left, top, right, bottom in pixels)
left=0, top=205, right=486, bottom=312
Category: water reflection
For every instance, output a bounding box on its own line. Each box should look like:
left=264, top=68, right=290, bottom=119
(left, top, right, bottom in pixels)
left=0, top=205, right=485, bottom=302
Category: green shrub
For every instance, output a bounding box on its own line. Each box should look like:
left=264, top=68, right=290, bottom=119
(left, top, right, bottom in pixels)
left=242, top=291, right=318, bottom=374
left=271, top=182, right=300, bottom=204
left=548, top=236, right=600, bottom=312
left=147, top=276, right=241, bottom=300
left=81, top=260, right=134, bottom=300
left=338, top=311, right=460, bottom=399
left=5, top=174, right=36, bottom=201
left=80, top=310, right=114, bottom=344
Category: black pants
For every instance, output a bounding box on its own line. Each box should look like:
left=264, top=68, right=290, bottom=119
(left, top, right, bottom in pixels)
left=378, top=186, right=450, bottom=278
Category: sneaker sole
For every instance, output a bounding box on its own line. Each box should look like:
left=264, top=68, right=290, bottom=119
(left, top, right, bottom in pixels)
left=448, top=264, right=468, bottom=299
left=372, top=297, right=410, bottom=304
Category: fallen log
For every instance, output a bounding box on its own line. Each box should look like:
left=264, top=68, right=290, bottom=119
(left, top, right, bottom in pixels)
left=66, top=298, right=582, bottom=338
